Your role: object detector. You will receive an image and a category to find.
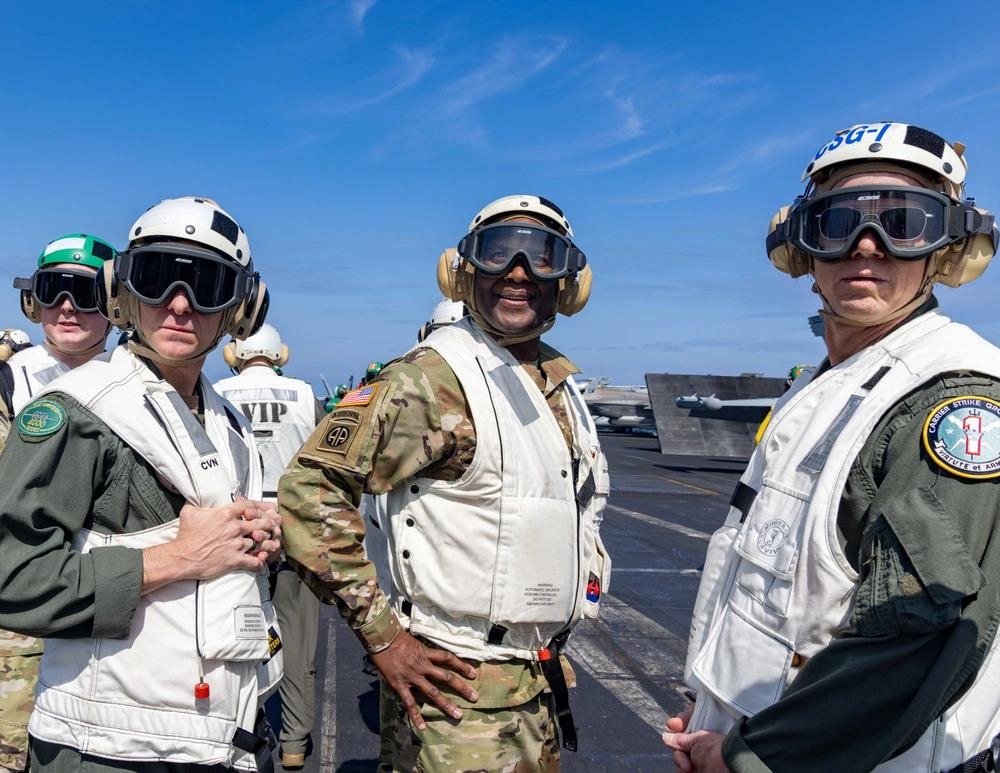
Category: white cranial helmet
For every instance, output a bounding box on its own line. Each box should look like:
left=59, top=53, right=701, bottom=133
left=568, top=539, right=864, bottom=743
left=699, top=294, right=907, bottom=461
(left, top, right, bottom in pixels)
left=233, top=323, right=283, bottom=362
left=468, top=194, right=574, bottom=236
left=429, top=298, right=466, bottom=327
left=129, top=196, right=252, bottom=267
left=3, top=328, right=31, bottom=348
left=803, top=121, right=967, bottom=198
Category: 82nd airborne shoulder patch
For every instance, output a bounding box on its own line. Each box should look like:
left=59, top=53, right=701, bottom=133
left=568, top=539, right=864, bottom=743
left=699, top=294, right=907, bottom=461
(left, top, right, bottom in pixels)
left=922, top=396, right=1000, bottom=479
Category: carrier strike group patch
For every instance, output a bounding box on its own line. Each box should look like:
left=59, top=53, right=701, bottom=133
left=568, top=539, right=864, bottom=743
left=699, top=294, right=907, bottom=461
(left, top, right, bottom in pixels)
left=17, top=399, right=66, bottom=440
left=923, top=396, right=1000, bottom=479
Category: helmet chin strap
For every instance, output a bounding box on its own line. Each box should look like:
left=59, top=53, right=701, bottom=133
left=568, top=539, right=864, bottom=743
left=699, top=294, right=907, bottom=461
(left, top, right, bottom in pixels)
left=126, top=307, right=227, bottom=369
left=459, top=268, right=558, bottom=347
left=812, top=258, right=936, bottom=328
left=465, top=305, right=556, bottom=346
left=44, top=322, right=111, bottom=359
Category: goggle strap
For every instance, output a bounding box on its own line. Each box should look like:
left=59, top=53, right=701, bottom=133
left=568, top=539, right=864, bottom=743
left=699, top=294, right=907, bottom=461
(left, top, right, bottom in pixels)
left=943, top=206, right=993, bottom=240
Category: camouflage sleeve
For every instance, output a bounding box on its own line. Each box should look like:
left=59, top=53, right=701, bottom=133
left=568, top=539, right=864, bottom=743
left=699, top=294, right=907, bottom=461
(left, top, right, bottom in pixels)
left=278, top=349, right=473, bottom=652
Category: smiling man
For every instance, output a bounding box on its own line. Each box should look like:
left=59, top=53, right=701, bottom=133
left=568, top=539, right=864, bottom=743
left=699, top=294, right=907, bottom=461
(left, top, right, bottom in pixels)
left=663, top=123, right=1000, bottom=772
left=280, top=195, right=610, bottom=771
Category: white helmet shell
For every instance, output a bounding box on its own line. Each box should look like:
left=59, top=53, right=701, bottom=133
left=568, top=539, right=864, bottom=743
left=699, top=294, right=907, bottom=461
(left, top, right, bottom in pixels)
left=232, top=323, right=282, bottom=361
left=429, top=299, right=466, bottom=327
left=128, top=196, right=252, bottom=267
left=803, top=122, right=967, bottom=193
left=468, top=194, right=573, bottom=236
left=4, top=328, right=31, bottom=347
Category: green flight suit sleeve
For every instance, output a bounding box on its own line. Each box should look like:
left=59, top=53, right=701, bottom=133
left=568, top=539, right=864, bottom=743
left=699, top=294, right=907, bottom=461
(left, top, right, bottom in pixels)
left=0, top=395, right=143, bottom=640
left=723, top=373, right=1000, bottom=773
left=278, top=349, right=473, bottom=652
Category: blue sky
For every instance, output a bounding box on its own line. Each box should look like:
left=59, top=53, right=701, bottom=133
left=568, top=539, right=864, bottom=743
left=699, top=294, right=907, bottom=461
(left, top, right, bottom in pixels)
left=3, top=1, right=1000, bottom=392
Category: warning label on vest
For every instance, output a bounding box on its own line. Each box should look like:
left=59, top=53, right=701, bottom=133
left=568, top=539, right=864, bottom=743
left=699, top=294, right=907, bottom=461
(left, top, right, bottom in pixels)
left=524, top=583, right=561, bottom=608
left=234, top=606, right=267, bottom=639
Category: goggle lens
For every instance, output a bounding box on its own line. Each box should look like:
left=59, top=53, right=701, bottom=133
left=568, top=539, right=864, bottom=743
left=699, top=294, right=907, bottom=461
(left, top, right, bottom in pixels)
left=32, top=269, right=99, bottom=312
left=124, top=249, right=245, bottom=312
left=795, top=187, right=955, bottom=261
left=467, top=224, right=580, bottom=281
left=818, top=206, right=933, bottom=242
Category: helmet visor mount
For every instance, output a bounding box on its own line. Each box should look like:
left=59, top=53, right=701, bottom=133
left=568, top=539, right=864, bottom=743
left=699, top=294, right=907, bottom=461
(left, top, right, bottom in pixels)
left=790, top=186, right=980, bottom=262
left=459, top=223, right=585, bottom=281
left=14, top=268, right=100, bottom=312
left=121, top=243, right=253, bottom=313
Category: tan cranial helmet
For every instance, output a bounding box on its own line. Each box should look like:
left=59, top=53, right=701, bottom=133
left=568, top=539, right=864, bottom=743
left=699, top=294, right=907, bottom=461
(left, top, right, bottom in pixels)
left=436, top=195, right=592, bottom=345
left=766, top=123, right=996, bottom=321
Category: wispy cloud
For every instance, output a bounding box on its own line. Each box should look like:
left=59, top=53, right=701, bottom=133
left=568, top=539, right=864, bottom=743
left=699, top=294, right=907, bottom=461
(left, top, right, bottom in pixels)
left=439, top=35, right=568, bottom=116
left=308, top=46, right=435, bottom=115
left=348, top=0, right=376, bottom=30
left=567, top=139, right=675, bottom=175
left=940, top=83, right=1000, bottom=110
left=630, top=181, right=738, bottom=205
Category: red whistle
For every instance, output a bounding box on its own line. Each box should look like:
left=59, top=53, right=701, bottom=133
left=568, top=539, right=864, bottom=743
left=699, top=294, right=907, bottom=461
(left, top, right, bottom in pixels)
left=194, top=681, right=210, bottom=699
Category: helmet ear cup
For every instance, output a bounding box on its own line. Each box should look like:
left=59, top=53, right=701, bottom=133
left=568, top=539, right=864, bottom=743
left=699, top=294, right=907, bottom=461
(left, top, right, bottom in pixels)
left=229, top=280, right=268, bottom=340
left=767, top=205, right=810, bottom=278
left=222, top=341, right=239, bottom=369
left=557, top=266, right=592, bottom=316
left=19, top=289, right=40, bottom=324
left=0, top=343, right=12, bottom=363
left=276, top=344, right=289, bottom=368
left=934, top=212, right=996, bottom=288
left=436, top=248, right=465, bottom=302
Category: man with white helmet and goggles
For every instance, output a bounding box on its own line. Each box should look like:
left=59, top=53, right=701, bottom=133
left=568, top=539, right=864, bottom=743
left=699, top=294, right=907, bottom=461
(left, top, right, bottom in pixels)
left=214, top=324, right=325, bottom=771
left=664, top=123, right=1000, bottom=773
left=0, top=234, right=116, bottom=773
left=280, top=195, right=609, bottom=771
left=0, top=197, right=283, bottom=773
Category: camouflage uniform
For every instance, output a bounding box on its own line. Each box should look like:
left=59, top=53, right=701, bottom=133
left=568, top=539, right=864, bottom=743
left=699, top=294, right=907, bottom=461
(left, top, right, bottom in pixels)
left=0, top=405, right=41, bottom=773
left=280, top=343, right=581, bottom=772
left=0, top=632, right=41, bottom=773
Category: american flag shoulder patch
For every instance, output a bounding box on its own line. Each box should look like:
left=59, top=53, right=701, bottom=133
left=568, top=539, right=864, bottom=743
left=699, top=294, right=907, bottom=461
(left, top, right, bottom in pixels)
left=337, top=384, right=378, bottom=408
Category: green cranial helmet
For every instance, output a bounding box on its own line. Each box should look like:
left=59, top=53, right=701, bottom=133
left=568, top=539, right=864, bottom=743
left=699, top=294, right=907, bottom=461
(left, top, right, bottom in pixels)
left=788, top=364, right=808, bottom=380
left=37, top=233, right=116, bottom=270
left=365, top=361, right=384, bottom=379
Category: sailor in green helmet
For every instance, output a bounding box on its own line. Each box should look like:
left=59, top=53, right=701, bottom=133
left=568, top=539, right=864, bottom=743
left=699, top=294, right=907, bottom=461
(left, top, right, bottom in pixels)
left=0, top=233, right=116, bottom=773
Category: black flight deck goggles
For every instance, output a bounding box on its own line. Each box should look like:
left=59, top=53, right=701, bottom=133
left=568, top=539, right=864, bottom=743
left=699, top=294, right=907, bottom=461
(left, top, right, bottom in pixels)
left=14, top=268, right=100, bottom=312
left=779, top=186, right=994, bottom=262
left=119, top=243, right=255, bottom=313
left=458, top=223, right=586, bottom=281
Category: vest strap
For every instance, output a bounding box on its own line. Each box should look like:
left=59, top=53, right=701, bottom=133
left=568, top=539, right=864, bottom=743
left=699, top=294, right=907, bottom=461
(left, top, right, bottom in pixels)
left=730, top=482, right=757, bottom=524
left=487, top=624, right=508, bottom=645
left=232, top=710, right=276, bottom=773
left=539, top=632, right=577, bottom=752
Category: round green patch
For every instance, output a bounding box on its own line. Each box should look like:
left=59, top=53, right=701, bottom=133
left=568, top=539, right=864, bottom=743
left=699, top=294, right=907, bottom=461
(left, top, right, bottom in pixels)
left=18, top=399, right=67, bottom=439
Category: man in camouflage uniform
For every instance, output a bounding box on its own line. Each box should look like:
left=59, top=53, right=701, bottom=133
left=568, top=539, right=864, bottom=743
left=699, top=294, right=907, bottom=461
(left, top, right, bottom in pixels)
left=1, top=235, right=115, bottom=773
left=280, top=195, right=610, bottom=772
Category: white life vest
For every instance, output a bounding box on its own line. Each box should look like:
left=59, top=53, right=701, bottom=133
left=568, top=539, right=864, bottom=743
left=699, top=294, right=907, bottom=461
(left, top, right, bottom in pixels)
left=214, top=366, right=317, bottom=501
left=685, top=310, right=1000, bottom=772
left=371, top=319, right=611, bottom=661
left=29, top=346, right=281, bottom=770
left=4, top=344, right=74, bottom=413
